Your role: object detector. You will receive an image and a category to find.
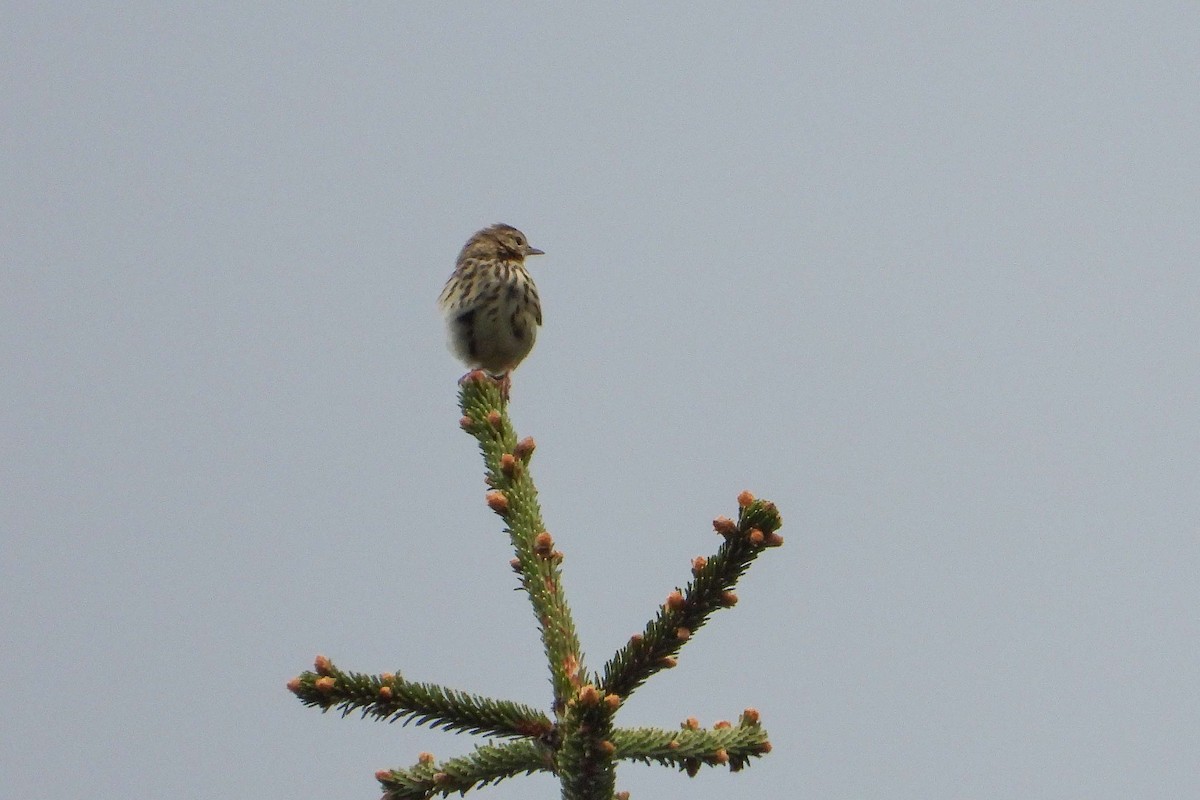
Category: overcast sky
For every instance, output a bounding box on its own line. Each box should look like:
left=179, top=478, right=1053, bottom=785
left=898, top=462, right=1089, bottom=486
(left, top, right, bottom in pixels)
left=4, top=4, right=1198, bottom=799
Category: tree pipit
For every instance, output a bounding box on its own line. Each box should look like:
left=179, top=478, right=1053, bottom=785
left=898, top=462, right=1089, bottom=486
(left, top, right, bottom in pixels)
left=437, top=223, right=545, bottom=398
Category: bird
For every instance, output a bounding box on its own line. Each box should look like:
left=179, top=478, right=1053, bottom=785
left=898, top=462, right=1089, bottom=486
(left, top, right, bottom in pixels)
left=437, top=223, right=545, bottom=396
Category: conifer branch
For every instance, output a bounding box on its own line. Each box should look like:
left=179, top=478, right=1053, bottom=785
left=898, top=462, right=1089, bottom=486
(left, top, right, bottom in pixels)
left=288, top=657, right=552, bottom=739
left=456, top=372, right=585, bottom=715
left=611, top=708, right=771, bottom=774
left=599, top=492, right=784, bottom=699
left=376, top=739, right=553, bottom=799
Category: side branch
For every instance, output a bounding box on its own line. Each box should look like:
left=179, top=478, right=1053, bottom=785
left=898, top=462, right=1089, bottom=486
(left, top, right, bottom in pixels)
left=377, top=739, right=555, bottom=800
left=288, top=656, right=552, bottom=739
left=612, top=708, right=771, bottom=774
left=599, top=494, right=783, bottom=699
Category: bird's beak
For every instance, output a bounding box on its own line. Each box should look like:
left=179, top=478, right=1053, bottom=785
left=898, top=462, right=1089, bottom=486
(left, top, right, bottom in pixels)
left=525, top=245, right=545, bottom=256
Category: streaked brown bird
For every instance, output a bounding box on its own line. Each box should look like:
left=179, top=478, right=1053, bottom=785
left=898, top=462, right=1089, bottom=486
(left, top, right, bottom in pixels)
left=437, top=223, right=545, bottom=393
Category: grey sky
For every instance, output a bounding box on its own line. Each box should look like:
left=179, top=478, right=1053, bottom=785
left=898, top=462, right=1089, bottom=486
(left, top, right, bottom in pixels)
left=4, top=4, right=1198, bottom=799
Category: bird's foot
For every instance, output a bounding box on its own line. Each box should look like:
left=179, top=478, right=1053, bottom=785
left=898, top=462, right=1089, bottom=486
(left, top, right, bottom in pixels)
left=458, top=369, right=511, bottom=402
left=459, top=369, right=490, bottom=387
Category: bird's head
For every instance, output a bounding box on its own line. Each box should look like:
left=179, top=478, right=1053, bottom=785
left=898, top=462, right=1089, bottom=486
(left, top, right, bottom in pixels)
left=459, top=223, right=544, bottom=262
